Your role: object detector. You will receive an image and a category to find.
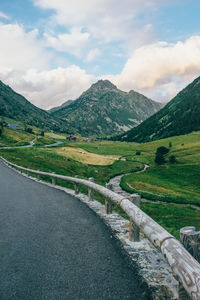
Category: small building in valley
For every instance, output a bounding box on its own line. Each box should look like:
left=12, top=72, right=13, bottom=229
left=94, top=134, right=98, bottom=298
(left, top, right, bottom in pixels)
left=8, top=123, right=19, bottom=130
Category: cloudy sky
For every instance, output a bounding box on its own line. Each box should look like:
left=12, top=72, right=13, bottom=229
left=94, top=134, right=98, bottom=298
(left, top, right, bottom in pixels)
left=0, top=0, right=200, bottom=109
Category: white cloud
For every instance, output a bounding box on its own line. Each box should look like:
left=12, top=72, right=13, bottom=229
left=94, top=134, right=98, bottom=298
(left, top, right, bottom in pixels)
left=44, top=28, right=90, bottom=57
left=1, top=1, right=199, bottom=111
left=105, top=35, right=200, bottom=101
left=1, top=66, right=94, bottom=109
left=0, top=22, right=50, bottom=71
left=0, top=21, right=94, bottom=109
left=0, top=11, right=10, bottom=20
left=33, top=0, right=170, bottom=45
left=86, top=48, right=101, bottom=62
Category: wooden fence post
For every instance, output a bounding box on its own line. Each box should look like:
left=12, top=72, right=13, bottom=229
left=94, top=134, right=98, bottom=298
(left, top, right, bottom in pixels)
left=37, top=174, right=40, bottom=181
left=129, top=194, right=141, bottom=242
left=88, top=177, right=94, bottom=201
left=179, top=227, right=200, bottom=299
left=178, top=283, right=190, bottom=300
left=74, top=175, right=80, bottom=194
left=52, top=174, right=56, bottom=185
left=105, top=183, right=112, bottom=214
left=180, top=226, right=200, bottom=263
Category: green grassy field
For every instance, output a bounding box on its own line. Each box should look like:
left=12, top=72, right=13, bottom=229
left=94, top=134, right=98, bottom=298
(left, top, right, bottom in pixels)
left=0, top=122, right=58, bottom=147
left=45, top=132, right=67, bottom=140
left=67, top=132, right=200, bottom=206
left=120, top=133, right=200, bottom=206
left=142, top=202, right=200, bottom=239
left=0, top=147, right=142, bottom=187
left=33, top=136, right=55, bottom=146
left=0, top=128, right=34, bottom=147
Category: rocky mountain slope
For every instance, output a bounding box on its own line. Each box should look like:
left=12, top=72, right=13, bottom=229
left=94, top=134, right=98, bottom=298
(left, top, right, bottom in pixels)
left=49, top=100, right=74, bottom=113
left=119, top=76, right=200, bottom=142
left=51, top=80, right=162, bottom=137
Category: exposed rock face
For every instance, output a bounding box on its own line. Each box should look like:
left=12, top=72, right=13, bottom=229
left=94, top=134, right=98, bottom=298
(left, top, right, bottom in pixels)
left=51, top=80, right=162, bottom=137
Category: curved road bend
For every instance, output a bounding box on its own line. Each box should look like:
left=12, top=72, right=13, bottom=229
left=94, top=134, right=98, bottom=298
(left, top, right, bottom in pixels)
left=0, top=161, right=148, bottom=300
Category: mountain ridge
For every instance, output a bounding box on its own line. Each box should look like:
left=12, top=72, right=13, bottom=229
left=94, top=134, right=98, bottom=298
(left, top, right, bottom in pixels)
left=119, top=76, right=200, bottom=142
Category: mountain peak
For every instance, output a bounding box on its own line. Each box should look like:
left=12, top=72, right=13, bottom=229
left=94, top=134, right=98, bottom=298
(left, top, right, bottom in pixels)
left=90, top=79, right=117, bottom=90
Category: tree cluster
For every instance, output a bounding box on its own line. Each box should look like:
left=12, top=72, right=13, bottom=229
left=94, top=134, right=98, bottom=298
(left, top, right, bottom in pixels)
left=155, top=145, right=177, bottom=164
left=155, top=146, right=169, bottom=164
left=25, top=127, right=34, bottom=134
left=0, top=119, right=6, bottom=137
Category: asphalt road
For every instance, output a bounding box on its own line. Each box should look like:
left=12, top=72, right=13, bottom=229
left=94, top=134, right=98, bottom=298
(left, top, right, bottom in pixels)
left=0, top=161, right=148, bottom=300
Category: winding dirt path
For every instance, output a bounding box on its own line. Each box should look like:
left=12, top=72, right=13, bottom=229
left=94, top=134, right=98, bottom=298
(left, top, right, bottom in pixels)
left=108, top=164, right=149, bottom=199
left=107, top=163, right=200, bottom=211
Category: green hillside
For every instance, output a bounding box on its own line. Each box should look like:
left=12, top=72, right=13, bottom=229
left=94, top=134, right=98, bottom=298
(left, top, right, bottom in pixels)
left=49, top=100, right=73, bottom=113
left=0, top=80, right=70, bottom=133
left=119, top=76, right=200, bottom=142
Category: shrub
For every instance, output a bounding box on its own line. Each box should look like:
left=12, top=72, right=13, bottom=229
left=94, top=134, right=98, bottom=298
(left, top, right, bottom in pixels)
left=136, top=150, right=141, bottom=156
left=156, top=146, right=169, bottom=155
left=169, top=155, right=176, bottom=163
left=25, top=127, right=34, bottom=134
left=155, top=146, right=169, bottom=165
left=155, top=153, right=165, bottom=164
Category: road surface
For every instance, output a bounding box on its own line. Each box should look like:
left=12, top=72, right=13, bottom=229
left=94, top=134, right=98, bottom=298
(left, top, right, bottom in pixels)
left=0, top=139, right=63, bottom=150
left=0, top=161, right=148, bottom=300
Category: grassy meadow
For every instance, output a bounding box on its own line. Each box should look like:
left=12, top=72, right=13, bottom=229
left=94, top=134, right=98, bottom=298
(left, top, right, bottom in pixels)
left=50, top=147, right=119, bottom=165
left=45, top=132, right=67, bottom=140
left=0, top=119, right=57, bottom=147
left=67, top=132, right=200, bottom=207
left=0, top=128, right=34, bottom=147
left=0, top=147, right=142, bottom=187
left=120, top=132, right=200, bottom=206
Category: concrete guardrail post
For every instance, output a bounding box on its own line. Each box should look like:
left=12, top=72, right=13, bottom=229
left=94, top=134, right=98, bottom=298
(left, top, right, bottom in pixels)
left=129, top=194, right=141, bottom=242
left=88, top=177, right=94, bottom=201
left=105, top=183, right=113, bottom=214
